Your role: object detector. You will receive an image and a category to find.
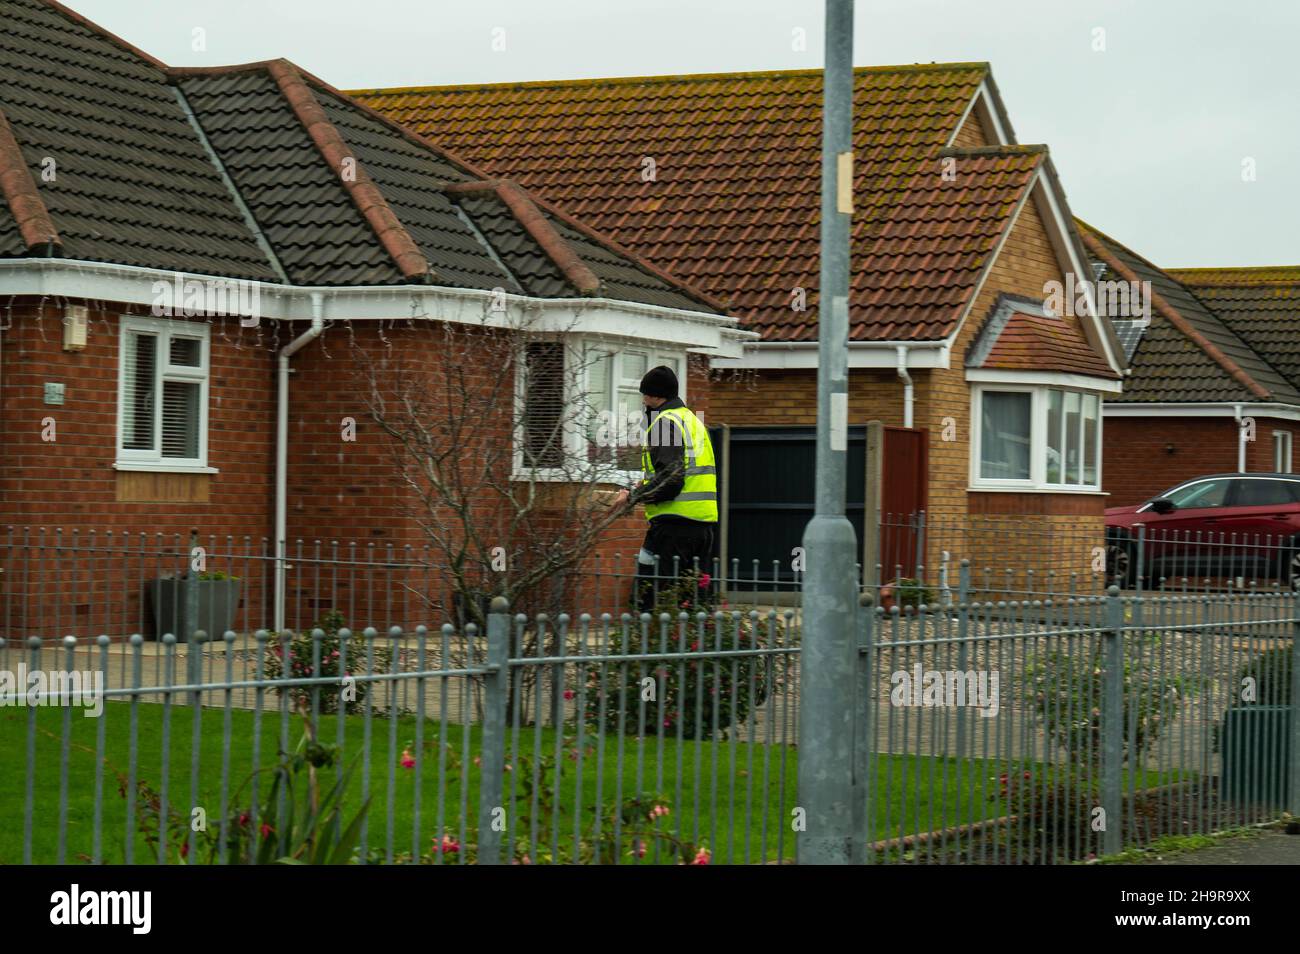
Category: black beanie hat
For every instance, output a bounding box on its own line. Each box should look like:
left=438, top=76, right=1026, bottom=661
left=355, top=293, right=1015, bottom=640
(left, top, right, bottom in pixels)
left=639, top=365, right=679, bottom=399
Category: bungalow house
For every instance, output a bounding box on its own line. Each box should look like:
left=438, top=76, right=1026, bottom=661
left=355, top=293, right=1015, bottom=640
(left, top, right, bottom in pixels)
left=0, top=0, right=745, bottom=636
left=1078, top=223, right=1300, bottom=506
left=353, top=66, right=1127, bottom=584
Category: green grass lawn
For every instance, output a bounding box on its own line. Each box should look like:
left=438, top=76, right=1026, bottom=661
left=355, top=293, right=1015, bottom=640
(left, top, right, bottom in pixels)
left=1, top=704, right=1178, bottom=865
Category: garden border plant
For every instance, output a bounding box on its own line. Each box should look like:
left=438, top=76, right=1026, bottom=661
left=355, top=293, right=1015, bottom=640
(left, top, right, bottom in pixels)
left=582, top=572, right=791, bottom=741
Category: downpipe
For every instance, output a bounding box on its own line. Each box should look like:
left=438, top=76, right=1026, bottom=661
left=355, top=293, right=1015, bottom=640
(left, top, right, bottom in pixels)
left=896, top=345, right=914, bottom=429
left=274, top=295, right=326, bottom=633
left=1233, top=403, right=1246, bottom=472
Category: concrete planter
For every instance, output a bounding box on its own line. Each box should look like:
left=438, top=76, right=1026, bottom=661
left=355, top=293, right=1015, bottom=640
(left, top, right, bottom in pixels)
left=147, top=577, right=243, bottom=641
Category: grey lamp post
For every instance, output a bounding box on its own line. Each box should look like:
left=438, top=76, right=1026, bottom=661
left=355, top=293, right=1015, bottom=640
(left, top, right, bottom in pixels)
left=797, top=0, right=859, bottom=864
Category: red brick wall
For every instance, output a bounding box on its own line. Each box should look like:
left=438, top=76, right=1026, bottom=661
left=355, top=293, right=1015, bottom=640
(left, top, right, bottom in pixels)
left=0, top=301, right=716, bottom=635
left=1103, top=414, right=1296, bottom=506
left=0, top=298, right=279, bottom=638
left=286, top=322, right=692, bottom=625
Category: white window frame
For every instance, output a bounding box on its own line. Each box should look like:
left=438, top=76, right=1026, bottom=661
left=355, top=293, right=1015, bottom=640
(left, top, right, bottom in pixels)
left=512, top=337, right=687, bottom=482
left=970, top=383, right=1104, bottom=492
left=1273, top=430, right=1293, bottom=473
left=115, top=315, right=213, bottom=473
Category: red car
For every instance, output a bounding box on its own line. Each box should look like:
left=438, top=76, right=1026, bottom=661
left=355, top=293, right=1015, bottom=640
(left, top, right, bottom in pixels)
left=1105, top=473, right=1300, bottom=587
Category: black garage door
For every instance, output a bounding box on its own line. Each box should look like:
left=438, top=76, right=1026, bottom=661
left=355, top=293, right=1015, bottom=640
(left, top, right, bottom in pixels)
left=716, top=426, right=866, bottom=585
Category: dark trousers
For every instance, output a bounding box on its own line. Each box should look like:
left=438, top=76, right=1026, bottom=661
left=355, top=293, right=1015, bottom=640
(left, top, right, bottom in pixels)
left=635, top=518, right=715, bottom=613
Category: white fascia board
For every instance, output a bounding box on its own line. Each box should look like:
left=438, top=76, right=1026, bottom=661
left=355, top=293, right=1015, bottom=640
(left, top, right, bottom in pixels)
left=947, top=80, right=1012, bottom=149
left=711, top=341, right=950, bottom=371
left=1030, top=171, right=1123, bottom=376
left=975, top=81, right=1012, bottom=146
left=1104, top=402, right=1300, bottom=421
left=940, top=86, right=1124, bottom=380
left=965, top=368, right=1123, bottom=393
left=0, top=258, right=749, bottom=355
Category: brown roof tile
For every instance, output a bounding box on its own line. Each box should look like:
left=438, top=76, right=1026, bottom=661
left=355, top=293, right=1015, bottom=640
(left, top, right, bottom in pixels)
left=1168, top=266, right=1300, bottom=286
left=1079, top=222, right=1300, bottom=405
left=854, top=146, right=1043, bottom=341
left=979, top=308, right=1118, bottom=378
left=352, top=65, right=1026, bottom=341
left=1173, top=269, right=1300, bottom=394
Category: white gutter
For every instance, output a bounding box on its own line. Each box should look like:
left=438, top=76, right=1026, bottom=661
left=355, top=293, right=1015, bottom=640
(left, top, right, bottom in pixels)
left=0, top=258, right=749, bottom=355
left=714, top=339, right=950, bottom=370
left=1234, top=403, right=1247, bottom=473
left=274, top=295, right=326, bottom=633
left=1103, top=402, right=1300, bottom=420
left=896, top=345, right=914, bottom=428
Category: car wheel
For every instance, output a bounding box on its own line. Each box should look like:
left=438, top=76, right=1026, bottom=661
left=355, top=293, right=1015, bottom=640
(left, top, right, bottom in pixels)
left=1105, top=539, right=1134, bottom=589
left=1276, top=539, right=1300, bottom=589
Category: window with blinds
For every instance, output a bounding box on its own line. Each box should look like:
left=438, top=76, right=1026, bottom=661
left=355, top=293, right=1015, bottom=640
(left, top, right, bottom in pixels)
left=122, top=333, right=156, bottom=451
left=117, top=318, right=209, bottom=468
left=522, top=342, right=566, bottom=469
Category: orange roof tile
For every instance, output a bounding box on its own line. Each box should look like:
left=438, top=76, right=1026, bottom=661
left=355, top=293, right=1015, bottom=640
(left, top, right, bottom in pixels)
left=855, top=146, right=1043, bottom=341
left=352, top=65, right=1042, bottom=341
left=979, top=309, right=1118, bottom=378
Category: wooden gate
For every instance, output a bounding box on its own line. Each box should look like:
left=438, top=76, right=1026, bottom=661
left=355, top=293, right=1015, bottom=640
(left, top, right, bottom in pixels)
left=873, top=425, right=929, bottom=581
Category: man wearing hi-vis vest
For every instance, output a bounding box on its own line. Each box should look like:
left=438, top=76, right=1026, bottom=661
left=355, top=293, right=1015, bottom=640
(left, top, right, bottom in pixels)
left=610, top=365, right=718, bottom=612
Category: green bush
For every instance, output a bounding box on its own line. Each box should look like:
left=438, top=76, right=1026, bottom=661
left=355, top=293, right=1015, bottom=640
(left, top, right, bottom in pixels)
left=583, top=574, right=789, bottom=740
left=892, top=578, right=934, bottom=608
left=122, top=722, right=369, bottom=865
left=261, top=610, right=393, bottom=715
left=991, top=767, right=1099, bottom=860
left=196, top=570, right=237, bottom=582
left=1026, top=632, right=1205, bottom=767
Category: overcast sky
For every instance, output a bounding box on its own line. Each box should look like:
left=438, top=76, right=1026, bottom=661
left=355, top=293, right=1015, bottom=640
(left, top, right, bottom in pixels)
left=71, top=0, right=1300, bottom=268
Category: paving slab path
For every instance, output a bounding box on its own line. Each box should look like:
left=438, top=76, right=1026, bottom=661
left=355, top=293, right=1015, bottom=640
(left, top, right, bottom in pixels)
left=1141, top=829, right=1300, bottom=865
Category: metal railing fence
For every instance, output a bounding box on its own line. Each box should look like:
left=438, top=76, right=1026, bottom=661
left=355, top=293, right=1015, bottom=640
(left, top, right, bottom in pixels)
left=858, top=565, right=1300, bottom=864
left=4, top=607, right=800, bottom=866
left=0, top=526, right=802, bottom=645
left=4, top=528, right=1297, bottom=865
left=877, top=511, right=1300, bottom=602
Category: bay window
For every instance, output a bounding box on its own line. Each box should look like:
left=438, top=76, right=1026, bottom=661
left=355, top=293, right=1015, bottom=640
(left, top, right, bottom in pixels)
left=973, top=385, right=1101, bottom=490
left=515, top=337, right=686, bottom=478
left=583, top=345, right=683, bottom=471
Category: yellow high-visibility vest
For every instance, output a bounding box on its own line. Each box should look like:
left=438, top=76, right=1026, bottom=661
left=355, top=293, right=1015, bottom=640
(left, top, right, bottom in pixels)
left=640, top=406, right=718, bottom=522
